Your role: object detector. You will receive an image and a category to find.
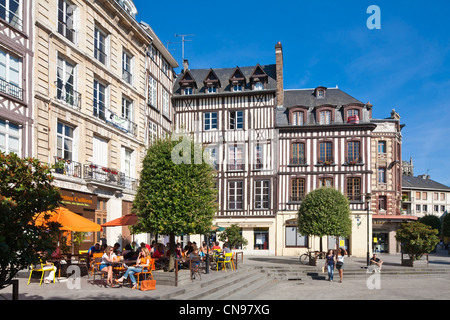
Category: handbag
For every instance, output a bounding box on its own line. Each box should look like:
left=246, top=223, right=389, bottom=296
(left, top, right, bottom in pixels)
left=140, top=275, right=156, bottom=291
left=322, top=266, right=326, bottom=273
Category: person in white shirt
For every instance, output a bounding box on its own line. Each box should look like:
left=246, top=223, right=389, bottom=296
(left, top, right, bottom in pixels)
left=336, top=247, right=347, bottom=283
left=100, top=246, right=116, bottom=287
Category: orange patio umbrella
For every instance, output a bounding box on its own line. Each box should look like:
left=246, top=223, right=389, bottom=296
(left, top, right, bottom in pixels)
left=35, top=207, right=102, bottom=232
left=101, top=213, right=138, bottom=227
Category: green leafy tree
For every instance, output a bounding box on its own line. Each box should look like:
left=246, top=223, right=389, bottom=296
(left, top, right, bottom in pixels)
left=132, top=136, right=217, bottom=270
left=297, top=188, right=352, bottom=252
left=396, top=221, right=439, bottom=260
left=442, top=214, right=450, bottom=239
left=0, top=152, right=62, bottom=289
left=218, top=224, right=248, bottom=249
left=419, top=214, right=442, bottom=235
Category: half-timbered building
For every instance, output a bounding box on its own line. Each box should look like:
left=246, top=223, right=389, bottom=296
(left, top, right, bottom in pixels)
left=275, top=86, right=377, bottom=256
left=172, top=44, right=283, bottom=255
left=0, top=0, right=34, bottom=158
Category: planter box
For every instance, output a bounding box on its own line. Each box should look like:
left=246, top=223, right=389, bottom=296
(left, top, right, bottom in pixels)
left=401, top=253, right=429, bottom=267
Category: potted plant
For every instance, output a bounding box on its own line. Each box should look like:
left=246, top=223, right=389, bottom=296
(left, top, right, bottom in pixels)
left=396, top=221, right=439, bottom=267
left=55, top=158, right=66, bottom=174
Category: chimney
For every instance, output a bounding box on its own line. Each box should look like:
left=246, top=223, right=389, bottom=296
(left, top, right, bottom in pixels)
left=275, top=42, right=284, bottom=108
left=183, top=59, right=189, bottom=71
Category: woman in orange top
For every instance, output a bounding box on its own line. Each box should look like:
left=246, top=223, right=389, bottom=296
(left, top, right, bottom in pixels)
left=116, top=247, right=151, bottom=289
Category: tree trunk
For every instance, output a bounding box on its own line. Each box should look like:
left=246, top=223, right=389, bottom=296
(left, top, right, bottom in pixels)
left=168, top=233, right=176, bottom=272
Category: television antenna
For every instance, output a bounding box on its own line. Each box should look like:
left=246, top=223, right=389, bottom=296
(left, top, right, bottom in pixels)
left=166, top=41, right=180, bottom=52
left=175, top=33, right=195, bottom=60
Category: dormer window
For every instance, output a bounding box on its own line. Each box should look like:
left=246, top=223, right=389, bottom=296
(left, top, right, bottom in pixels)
left=207, top=86, right=217, bottom=94
left=179, top=69, right=197, bottom=95
left=229, top=67, right=246, bottom=92
left=232, top=84, right=243, bottom=92
left=314, top=86, right=327, bottom=98
left=250, top=64, right=268, bottom=91
left=254, top=82, right=264, bottom=90
left=203, top=69, right=221, bottom=94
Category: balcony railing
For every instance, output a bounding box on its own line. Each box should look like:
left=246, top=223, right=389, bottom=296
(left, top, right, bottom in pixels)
left=105, top=108, right=137, bottom=136
left=83, top=163, right=138, bottom=191
left=84, top=163, right=125, bottom=188
left=56, top=83, right=81, bottom=109
left=0, top=78, right=23, bottom=100
left=54, top=157, right=82, bottom=178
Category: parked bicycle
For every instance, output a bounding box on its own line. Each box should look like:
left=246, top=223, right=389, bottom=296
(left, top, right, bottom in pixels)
left=299, top=250, right=326, bottom=265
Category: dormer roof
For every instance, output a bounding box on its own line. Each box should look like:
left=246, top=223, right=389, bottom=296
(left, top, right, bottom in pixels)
left=203, top=68, right=221, bottom=88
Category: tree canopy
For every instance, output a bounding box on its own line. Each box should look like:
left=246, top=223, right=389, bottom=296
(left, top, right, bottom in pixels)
left=132, top=136, right=217, bottom=267
left=396, top=221, right=439, bottom=260
left=297, top=188, right=352, bottom=249
left=0, top=152, right=62, bottom=288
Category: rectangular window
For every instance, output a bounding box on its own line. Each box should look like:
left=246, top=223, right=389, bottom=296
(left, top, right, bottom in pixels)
left=56, top=122, right=74, bottom=161
left=319, top=110, right=331, bottom=124
left=291, top=143, right=305, bottom=165
left=378, top=167, right=386, bottom=184
left=285, top=226, right=307, bottom=247
left=254, top=144, right=263, bottom=170
left=416, top=205, right=421, bottom=212
left=58, top=0, right=75, bottom=43
left=56, top=56, right=79, bottom=108
left=423, top=192, right=428, bottom=200
left=291, top=178, right=305, bottom=202
left=162, top=89, right=169, bottom=116
left=148, top=120, right=157, bottom=145
left=440, top=193, right=445, bottom=201
left=148, top=76, right=157, bottom=107
left=378, top=141, right=386, bottom=154
left=347, top=177, right=361, bottom=201
left=0, top=0, right=22, bottom=29
left=319, top=142, right=332, bottom=163
left=319, top=177, right=333, bottom=188
left=122, top=50, right=133, bottom=84
left=228, top=181, right=243, bottom=210
left=93, top=80, right=106, bottom=120
left=0, top=118, right=20, bottom=155
left=0, top=47, right=22, bottom=100
left=228, top=146, right=243, bottom=171
left=254, top=180, right=270, bottom=209
left=378, top=196, right=387, bottom=211
left=434, top=193, right=439, bottom=201
left=423, top=204, right=428, bottom=212
left=347, top=141, right=360, bottom=163
left=416, top=192, right=421, bottom=200
left=254, top=227, right=269, bottom=250
left=121, top=97, right=133, bottom=121
left=292, top=111, right=304, bottom=126
left=94, top=27, right=107, bottom=65
left=229, top=111, right=244, bottom=130
left=204, top=147, right=218, bottom=169
left=204, top=112, right=218, bottom=131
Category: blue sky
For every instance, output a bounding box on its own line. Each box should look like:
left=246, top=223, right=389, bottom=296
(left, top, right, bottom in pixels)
left=134, top=0, right=450, bottom=186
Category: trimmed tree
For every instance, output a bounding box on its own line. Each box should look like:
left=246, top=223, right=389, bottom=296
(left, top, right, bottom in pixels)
left=218, top=224, right=248, bottom=249
left=396, top=221, right=439, bottom=260
left=297, top=187, right=352, bottom=252
left=132, top=136, right=217, bottom=270
left=0, top=152, right=62, bottom=289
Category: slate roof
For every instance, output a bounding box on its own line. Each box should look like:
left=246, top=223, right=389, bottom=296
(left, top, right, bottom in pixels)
left=402, top=176, right=450, bottom=191
left=276, top=88, right=367, bottom=126
left=173, top=64, right=277, bottom=95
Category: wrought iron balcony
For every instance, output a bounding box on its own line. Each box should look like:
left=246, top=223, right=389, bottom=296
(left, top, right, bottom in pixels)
left=0, top=78, right=23, bottom=100
left=53, top=157, right=82, bottom=178
left=56, top=83, right=81, bottom=109
left=84, top=163, right=125, bottom=188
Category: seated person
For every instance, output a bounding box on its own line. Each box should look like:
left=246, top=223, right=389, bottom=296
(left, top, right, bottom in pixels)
left=370, top=254, right=383, bottom=270
left=88, top=243, right=101, bottom=258
left=211, top=241, right=221, bottom=252
left=113, top=242, right=121, bottom=256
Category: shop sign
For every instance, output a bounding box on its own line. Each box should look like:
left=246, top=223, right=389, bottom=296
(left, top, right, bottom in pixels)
left=60, top=189, right=97, bottom=212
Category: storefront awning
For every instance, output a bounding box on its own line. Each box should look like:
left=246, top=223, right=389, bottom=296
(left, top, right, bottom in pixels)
left=373, top=215, right=418, bottom=222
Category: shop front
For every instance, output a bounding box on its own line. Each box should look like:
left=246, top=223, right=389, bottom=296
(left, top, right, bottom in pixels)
left=60, top=189, right=98, bottom=252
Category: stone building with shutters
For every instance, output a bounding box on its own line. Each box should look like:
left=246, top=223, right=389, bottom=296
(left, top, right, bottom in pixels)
left=32, top=0, right=177, bottom=251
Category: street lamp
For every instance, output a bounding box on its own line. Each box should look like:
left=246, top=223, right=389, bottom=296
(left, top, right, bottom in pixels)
left=365, top=193, right=372, bottom=266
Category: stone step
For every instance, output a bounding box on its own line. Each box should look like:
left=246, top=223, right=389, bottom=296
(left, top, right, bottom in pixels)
left=171, top=268, right=258, bottom=300
left=200, top=273, right=271, bottom=300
